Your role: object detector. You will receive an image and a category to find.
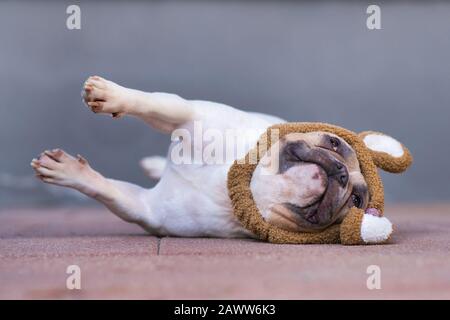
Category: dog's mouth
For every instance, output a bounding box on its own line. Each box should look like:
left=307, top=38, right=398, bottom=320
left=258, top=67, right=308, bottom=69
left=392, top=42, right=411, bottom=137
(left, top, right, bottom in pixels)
left=279, top=141, right=351, bottom=229
left=283, top=174, right=343, bottom=228
left=284, top=199, right=322, bottom=225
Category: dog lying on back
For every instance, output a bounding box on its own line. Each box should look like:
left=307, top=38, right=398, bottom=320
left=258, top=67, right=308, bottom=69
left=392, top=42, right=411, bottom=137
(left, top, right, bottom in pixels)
left=30, top=76, right=394, bottom=238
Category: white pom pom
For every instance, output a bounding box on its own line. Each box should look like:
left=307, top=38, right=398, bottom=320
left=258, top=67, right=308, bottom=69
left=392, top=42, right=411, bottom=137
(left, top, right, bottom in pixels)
left=361, top=214, right=393, bottom=244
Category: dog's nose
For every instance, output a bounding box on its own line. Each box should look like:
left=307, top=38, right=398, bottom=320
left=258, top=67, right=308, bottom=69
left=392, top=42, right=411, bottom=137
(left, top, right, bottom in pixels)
left=334, top=161, right=349, bottom=187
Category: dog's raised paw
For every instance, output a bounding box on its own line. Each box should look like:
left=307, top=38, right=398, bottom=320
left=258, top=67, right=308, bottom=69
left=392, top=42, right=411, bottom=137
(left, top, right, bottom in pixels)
left=82, top=75, right=127, bottom=117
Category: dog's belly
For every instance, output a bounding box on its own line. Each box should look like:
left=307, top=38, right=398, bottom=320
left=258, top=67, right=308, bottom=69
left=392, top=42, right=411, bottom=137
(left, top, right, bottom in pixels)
left=150, top=163, right=255, bottom=237
left=151, top=129, right=264, bottom=237
left=146, top=102, right=286, bottom=238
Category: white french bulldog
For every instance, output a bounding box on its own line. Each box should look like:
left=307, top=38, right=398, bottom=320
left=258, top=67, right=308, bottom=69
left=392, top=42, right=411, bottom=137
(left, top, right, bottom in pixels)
left=31, top=76, right=386, bottom=239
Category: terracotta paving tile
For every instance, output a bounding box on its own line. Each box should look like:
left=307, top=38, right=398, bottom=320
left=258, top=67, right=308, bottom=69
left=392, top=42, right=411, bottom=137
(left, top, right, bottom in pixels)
left=1, top=253, right=448, bottom=299
left=0, top=207, right=145, bottom=238
left=0, top=236, right=158, bottom=259
left=0, top=204, right=449, bottom=299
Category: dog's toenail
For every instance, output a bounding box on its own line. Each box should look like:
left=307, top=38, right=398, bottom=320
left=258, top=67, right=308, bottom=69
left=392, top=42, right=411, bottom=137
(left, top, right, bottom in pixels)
left=77, top=154, right=88, bottom=165
left=31, top=160, right=40, bottom=167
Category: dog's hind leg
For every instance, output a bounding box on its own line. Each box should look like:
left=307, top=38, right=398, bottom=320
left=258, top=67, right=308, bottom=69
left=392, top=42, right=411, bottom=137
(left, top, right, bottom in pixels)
left=31, top=149, right=158, bottom=232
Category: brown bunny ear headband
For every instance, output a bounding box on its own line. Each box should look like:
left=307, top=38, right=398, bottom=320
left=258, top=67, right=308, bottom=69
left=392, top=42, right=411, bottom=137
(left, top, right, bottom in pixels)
left=227, top=122, right=412, bottom=245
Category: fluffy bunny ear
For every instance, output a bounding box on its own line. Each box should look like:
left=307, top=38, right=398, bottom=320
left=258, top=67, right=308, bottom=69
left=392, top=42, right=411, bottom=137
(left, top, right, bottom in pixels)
left=359, top=131, right=413, bottom=173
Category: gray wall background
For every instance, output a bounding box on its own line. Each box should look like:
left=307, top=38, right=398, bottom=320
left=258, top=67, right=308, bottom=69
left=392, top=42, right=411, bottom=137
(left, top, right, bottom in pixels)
left=0, top=1, right=449, bottom=206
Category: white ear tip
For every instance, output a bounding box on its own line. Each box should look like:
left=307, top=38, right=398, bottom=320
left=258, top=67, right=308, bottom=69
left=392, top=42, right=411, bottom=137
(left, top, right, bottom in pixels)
left=361, top=214, right=393, bottom=244
left=363, top=134, right=404, bottom=158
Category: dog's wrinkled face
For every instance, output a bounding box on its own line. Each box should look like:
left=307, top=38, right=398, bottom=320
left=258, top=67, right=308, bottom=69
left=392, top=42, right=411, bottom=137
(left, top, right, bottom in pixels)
left=250, top=132, right=369, bottom=232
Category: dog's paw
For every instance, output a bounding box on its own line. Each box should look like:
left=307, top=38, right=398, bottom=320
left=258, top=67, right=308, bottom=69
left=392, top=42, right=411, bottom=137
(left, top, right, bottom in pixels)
left=82, top=76, right=128, bottom=118
left=30, top=149, right=102, bottom=196
left=360, top=214, right=393, bottom=244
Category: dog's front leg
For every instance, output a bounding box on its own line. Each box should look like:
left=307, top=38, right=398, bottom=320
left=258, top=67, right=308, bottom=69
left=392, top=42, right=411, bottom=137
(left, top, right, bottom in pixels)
left=82, top=76, right=195, bottom=133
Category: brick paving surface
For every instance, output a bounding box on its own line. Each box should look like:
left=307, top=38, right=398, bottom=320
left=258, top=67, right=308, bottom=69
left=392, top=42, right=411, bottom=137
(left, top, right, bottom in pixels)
left=0, top=205, right=449, bottom=299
